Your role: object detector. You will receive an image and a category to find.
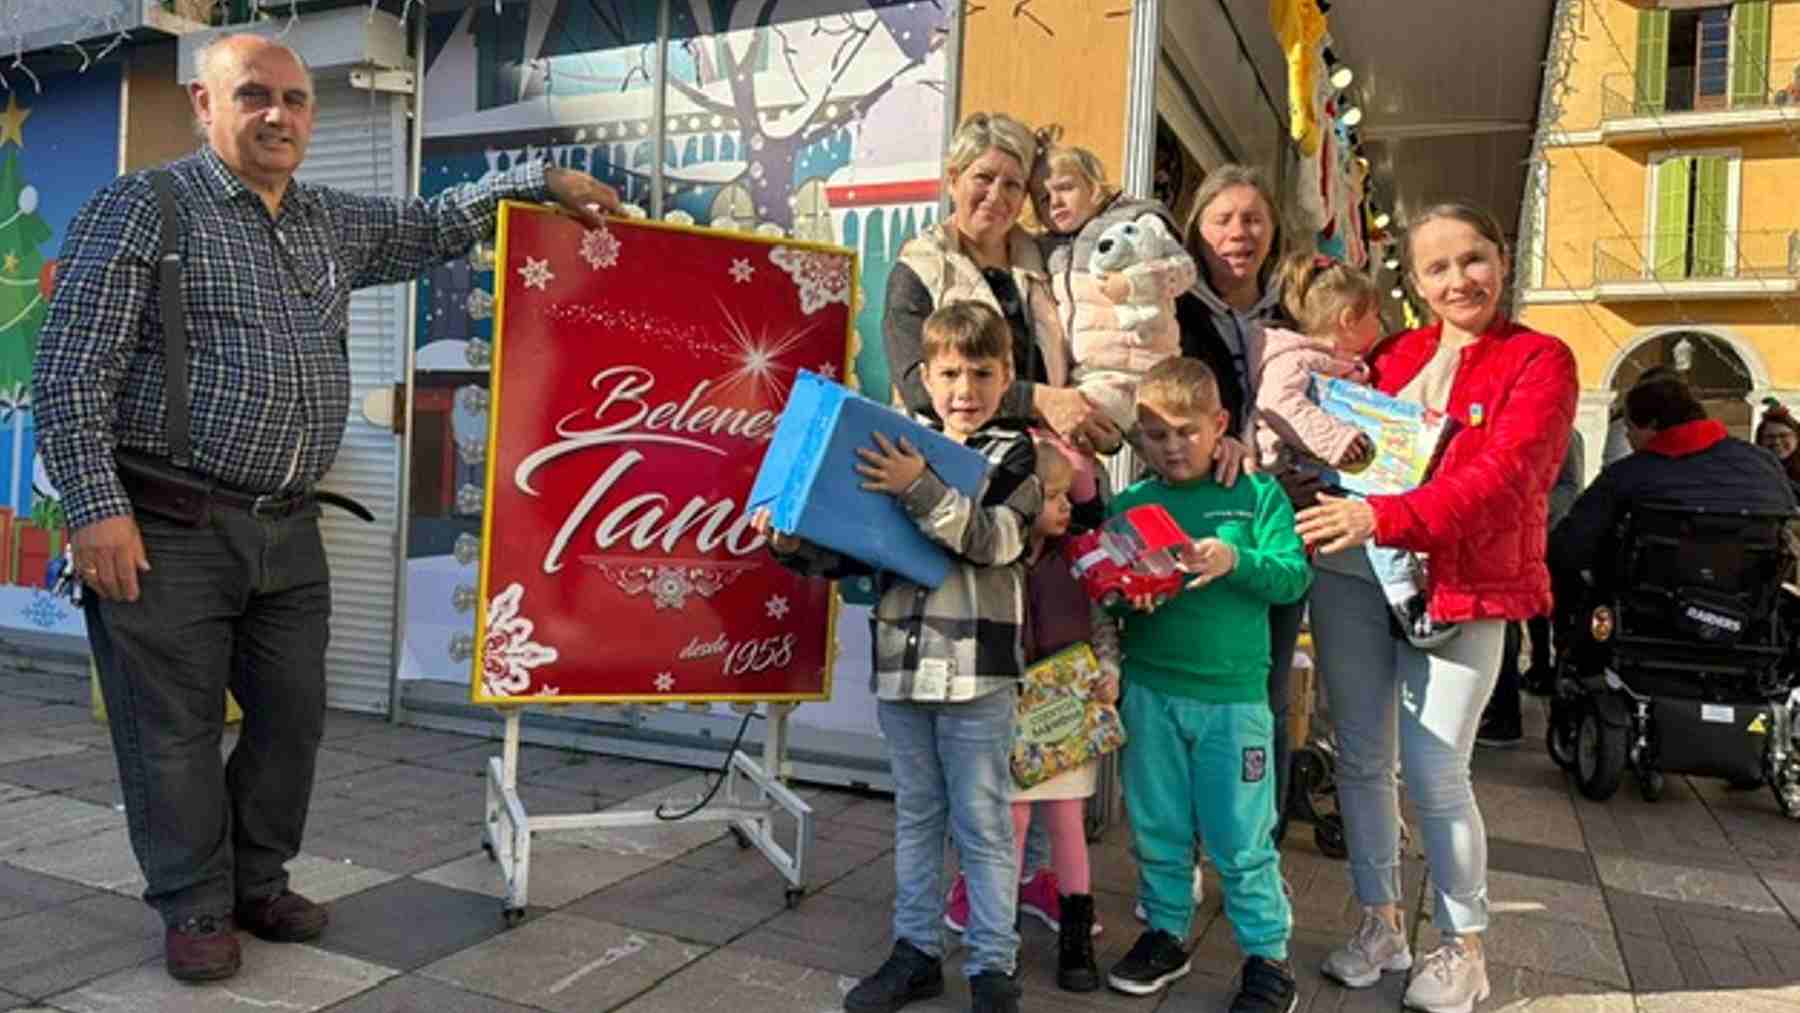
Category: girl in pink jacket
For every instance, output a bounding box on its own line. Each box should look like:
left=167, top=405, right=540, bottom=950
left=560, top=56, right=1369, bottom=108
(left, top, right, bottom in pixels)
left=1035, top=136, right=1197, bottom=444
left=1254, top=253, right=1457, bottom=648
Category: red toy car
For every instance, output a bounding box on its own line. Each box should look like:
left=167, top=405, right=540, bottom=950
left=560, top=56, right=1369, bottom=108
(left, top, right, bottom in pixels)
left=1064, top=504, right=1191, bottom=609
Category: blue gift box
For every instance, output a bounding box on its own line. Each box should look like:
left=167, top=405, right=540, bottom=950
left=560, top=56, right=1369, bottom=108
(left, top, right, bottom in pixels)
left=749, top=371, right=991, bottom=588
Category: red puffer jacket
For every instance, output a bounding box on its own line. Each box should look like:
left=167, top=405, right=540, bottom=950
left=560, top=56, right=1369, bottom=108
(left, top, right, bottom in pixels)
left=1365, top=319, right=1579, bottom=622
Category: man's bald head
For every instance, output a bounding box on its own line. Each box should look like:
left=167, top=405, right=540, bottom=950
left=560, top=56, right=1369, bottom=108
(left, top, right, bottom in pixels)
left=194, top=34, right=313, bottom=94
left=189, top=33, right=316, bottom=204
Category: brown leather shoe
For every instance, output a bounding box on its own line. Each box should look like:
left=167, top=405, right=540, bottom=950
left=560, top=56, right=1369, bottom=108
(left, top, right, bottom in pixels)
left=165, top=914, right=241, bottom=982
left=234, top=890, right=328, bottom=943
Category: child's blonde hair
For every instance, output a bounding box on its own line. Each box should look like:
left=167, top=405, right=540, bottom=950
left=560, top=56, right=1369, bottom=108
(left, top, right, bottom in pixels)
left=1030, top=125, right=1118, bottom=222
left=1034, top=438, right=1075, bottom=496
left=1135, top=357, right=1222, bottom=418
left=1276, top=251, right=1380, bottom=337
left=921, top=300, right=1013, bottom=366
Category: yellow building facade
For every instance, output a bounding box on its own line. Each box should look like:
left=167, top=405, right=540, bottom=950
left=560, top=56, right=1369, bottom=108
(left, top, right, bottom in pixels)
left=1520, top=0, right=1800, bottom=476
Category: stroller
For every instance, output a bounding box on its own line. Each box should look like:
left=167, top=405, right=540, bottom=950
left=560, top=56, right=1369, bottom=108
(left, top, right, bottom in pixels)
left=1545, top=502, right=1800, bottom=815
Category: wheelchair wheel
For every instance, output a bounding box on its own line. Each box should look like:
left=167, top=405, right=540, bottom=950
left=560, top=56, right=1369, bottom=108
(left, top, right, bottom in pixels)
left=1575, top=706, right=1626, bottom=802
left=1314, top=813, right=1348, bottom=860
left=1288, top=748, right=1331, bottom=824
left=1546, top=698, right=1579, bottom=772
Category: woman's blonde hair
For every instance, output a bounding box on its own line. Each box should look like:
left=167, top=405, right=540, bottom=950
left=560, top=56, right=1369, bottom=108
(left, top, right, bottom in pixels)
left=1182, top=163, right=1286, bottom=294
left=945, top=112, right=1038, bottom=179
left=1276, top=251, right=1380, bottom=337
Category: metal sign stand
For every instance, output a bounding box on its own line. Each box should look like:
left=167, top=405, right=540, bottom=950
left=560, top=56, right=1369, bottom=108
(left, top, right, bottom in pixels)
left=482, top=702, right=815, bottom=925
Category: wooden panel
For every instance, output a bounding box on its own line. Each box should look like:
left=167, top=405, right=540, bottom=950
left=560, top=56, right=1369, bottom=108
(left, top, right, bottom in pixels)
left=956, top=2, right=1134, bottom=178
left=124, top=40, right=200, bottom=172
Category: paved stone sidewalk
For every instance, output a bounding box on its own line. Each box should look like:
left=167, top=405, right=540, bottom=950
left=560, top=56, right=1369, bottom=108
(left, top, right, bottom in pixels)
left=5, top=664, right=1800, bottom=1012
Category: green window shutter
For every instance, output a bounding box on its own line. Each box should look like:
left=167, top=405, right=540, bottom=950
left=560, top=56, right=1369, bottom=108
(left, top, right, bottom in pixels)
left=1692, top=155, right=1730, bottom=277
left=1654, top=156, right=1694, bottom=281
left=1731, top=0, right=1772, bottom=108
left=1636, top=8, right=1670, bottom=114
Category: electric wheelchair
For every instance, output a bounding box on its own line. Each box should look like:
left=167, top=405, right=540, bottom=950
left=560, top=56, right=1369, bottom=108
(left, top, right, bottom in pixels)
left=1545, top=502, right=1800, bottom=816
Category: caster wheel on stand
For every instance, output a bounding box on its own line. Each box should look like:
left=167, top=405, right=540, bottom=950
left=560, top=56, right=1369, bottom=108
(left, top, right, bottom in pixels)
left=730, top=825, right=754, bottom=850
left=1637, top=770, right=1666, bottom=802
left=502, top=907, right=526, bottom=928
left=784, top=888, right=804, bottom=909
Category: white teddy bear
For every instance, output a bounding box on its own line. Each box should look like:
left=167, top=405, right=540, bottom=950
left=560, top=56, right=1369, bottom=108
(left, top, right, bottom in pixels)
left=1087, top=213, right=1186, bottom=336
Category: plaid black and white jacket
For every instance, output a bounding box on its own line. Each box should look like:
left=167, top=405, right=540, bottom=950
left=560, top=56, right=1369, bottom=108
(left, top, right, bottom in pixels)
left=773, top=419, right=1042, bottom=703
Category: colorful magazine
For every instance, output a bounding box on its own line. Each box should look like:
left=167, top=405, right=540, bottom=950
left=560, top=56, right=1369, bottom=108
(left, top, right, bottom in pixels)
left=1308, top=375, right=1454, bottom=496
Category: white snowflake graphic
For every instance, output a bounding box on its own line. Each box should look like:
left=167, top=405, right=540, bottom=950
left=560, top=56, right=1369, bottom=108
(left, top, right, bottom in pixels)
left=519, top=256, right=554, bottom=291
left=654, top=671, right=676, bottom=693
left=729, top=258, right=755, bottom=284
left=649, top=566, right=695, bottom=610
left=580, top=225, right=621, bottom=270
left=815, top=362, right=838, bottom=380
left=479, top=583, right=559, bottom=697
left=765, top=594, right=790, bottom=620
left=768, top=247, right=852, bottom=315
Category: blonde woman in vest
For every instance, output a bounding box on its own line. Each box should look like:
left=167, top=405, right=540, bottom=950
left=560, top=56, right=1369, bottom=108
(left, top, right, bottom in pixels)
left=883, top=112, right=1121, bottom=457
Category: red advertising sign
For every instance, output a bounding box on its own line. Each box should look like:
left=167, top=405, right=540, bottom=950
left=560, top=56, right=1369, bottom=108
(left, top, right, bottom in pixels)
left=472, top=203, right=854, bottom=704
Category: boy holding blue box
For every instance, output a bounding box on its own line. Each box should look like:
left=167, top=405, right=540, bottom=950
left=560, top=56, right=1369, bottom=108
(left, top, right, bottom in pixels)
left=1108, top=357, right=1311, bottom=1013
left=753, top=301, right=1040, bottom=1013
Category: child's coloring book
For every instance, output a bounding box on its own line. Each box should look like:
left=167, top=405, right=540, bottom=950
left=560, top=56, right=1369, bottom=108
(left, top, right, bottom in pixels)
left=1308, top=375, right=1454, bottom=496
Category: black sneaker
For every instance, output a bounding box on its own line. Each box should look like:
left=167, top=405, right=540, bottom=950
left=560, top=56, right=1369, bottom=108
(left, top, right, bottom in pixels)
left=1520, top=664, right=1555, bottom=697
left=1229, top=956, right=1297, bottom=1013
left=969, top=970, right=1022, bottom=1013
left=845, top=939, right=944, bottom=1012
left=1475, top=711, right=1523, bottom=749
left=1107, top=929, right=1192, bottom=995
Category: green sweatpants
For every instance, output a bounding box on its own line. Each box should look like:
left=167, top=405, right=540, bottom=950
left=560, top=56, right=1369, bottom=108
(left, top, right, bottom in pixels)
left=1121, top=683, right=1291, bottom=959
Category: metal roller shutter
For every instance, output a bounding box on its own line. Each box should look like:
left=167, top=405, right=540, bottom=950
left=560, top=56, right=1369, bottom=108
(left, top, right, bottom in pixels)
left=294, top=77, right=408, bottom=714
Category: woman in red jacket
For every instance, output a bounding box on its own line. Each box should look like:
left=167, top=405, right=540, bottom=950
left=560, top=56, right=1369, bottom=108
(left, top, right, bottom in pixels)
left=1294, top=204, right=1577, bottom=1013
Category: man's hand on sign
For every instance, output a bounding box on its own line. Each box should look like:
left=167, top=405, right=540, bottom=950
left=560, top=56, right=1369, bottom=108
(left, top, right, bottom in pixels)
left=545, top=167, right=624, bottom=228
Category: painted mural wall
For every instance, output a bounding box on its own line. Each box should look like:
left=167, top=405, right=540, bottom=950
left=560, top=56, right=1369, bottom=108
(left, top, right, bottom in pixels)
left=399, top=0, right=951, bottom=708
left=3, top=65, right=122, bottom=638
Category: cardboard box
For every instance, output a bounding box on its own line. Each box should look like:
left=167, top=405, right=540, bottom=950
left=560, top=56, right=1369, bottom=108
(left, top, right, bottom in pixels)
left=748, top=370, right=991, bottom=588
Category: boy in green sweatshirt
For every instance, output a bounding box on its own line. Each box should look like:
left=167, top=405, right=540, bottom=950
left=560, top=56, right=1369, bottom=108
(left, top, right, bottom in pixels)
left=1106, top=358, right=1311, bottom=1013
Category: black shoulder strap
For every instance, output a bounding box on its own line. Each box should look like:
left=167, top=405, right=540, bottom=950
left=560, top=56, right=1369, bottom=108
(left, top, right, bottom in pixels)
left=147, top=169, right=192, bottom=469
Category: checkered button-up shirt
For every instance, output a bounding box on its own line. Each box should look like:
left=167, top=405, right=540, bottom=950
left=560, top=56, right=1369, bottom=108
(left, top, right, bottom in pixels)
left=772, top=419, right=1042, bottom=703
left=35, top=147, right=549, bottom=530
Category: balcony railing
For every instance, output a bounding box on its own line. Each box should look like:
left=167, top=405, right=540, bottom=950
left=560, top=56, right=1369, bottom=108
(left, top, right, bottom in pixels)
left=1600, top=58, right=1800, bottom=121
left=1591, top=229, right=1800, bottom=290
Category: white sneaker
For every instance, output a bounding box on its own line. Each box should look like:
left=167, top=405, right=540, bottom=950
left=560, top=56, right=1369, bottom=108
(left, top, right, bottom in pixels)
left=1403, top=938, right=1489, bottom=1013
left=1322, top=908, right=1412, bottom=989
left=1133, top=866, right=1204, bottom=922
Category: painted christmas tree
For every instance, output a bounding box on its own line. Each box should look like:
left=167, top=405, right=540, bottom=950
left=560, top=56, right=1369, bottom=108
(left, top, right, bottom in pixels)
left=0, top=94, right=50, bottom=394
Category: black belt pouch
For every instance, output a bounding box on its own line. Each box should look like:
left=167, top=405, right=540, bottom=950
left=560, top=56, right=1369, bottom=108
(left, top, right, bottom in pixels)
left=114, top=449, right=213, bottom=526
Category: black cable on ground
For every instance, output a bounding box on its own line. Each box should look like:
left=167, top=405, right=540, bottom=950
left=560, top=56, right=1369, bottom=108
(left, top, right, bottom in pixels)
left=654, top=707, right=761, bottom=821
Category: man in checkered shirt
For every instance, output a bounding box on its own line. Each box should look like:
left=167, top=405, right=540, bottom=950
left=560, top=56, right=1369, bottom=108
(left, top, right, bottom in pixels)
left=33, top=33, right=620, bottom=983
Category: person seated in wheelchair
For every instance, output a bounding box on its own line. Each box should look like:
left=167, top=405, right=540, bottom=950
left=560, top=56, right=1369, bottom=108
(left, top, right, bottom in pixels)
left=1549, top=375, right=1797, bottom=647
left=1545, top=375, right=1800, bottom=804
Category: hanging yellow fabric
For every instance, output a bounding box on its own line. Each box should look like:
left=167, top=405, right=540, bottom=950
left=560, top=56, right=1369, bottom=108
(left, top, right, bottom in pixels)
left=1269, top=0, right=1329, bottom=156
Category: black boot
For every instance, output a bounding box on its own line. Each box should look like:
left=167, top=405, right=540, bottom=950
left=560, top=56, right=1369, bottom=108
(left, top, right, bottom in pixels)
left=1057, top=893, right=1100, bottom=992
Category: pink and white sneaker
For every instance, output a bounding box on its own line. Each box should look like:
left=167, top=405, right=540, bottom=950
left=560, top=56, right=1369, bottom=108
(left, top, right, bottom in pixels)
left=943, top=873, right=970, bottom=933
left=1017, top=869, right=1063, bottom=931
left=944, top=871, right=1103, bottom=936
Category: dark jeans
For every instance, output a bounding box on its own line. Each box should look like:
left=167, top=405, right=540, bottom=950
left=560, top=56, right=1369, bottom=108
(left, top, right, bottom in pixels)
left=1268, top=594, right=1308, bottom=844
left=86, top=503, right=331, bottom=927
